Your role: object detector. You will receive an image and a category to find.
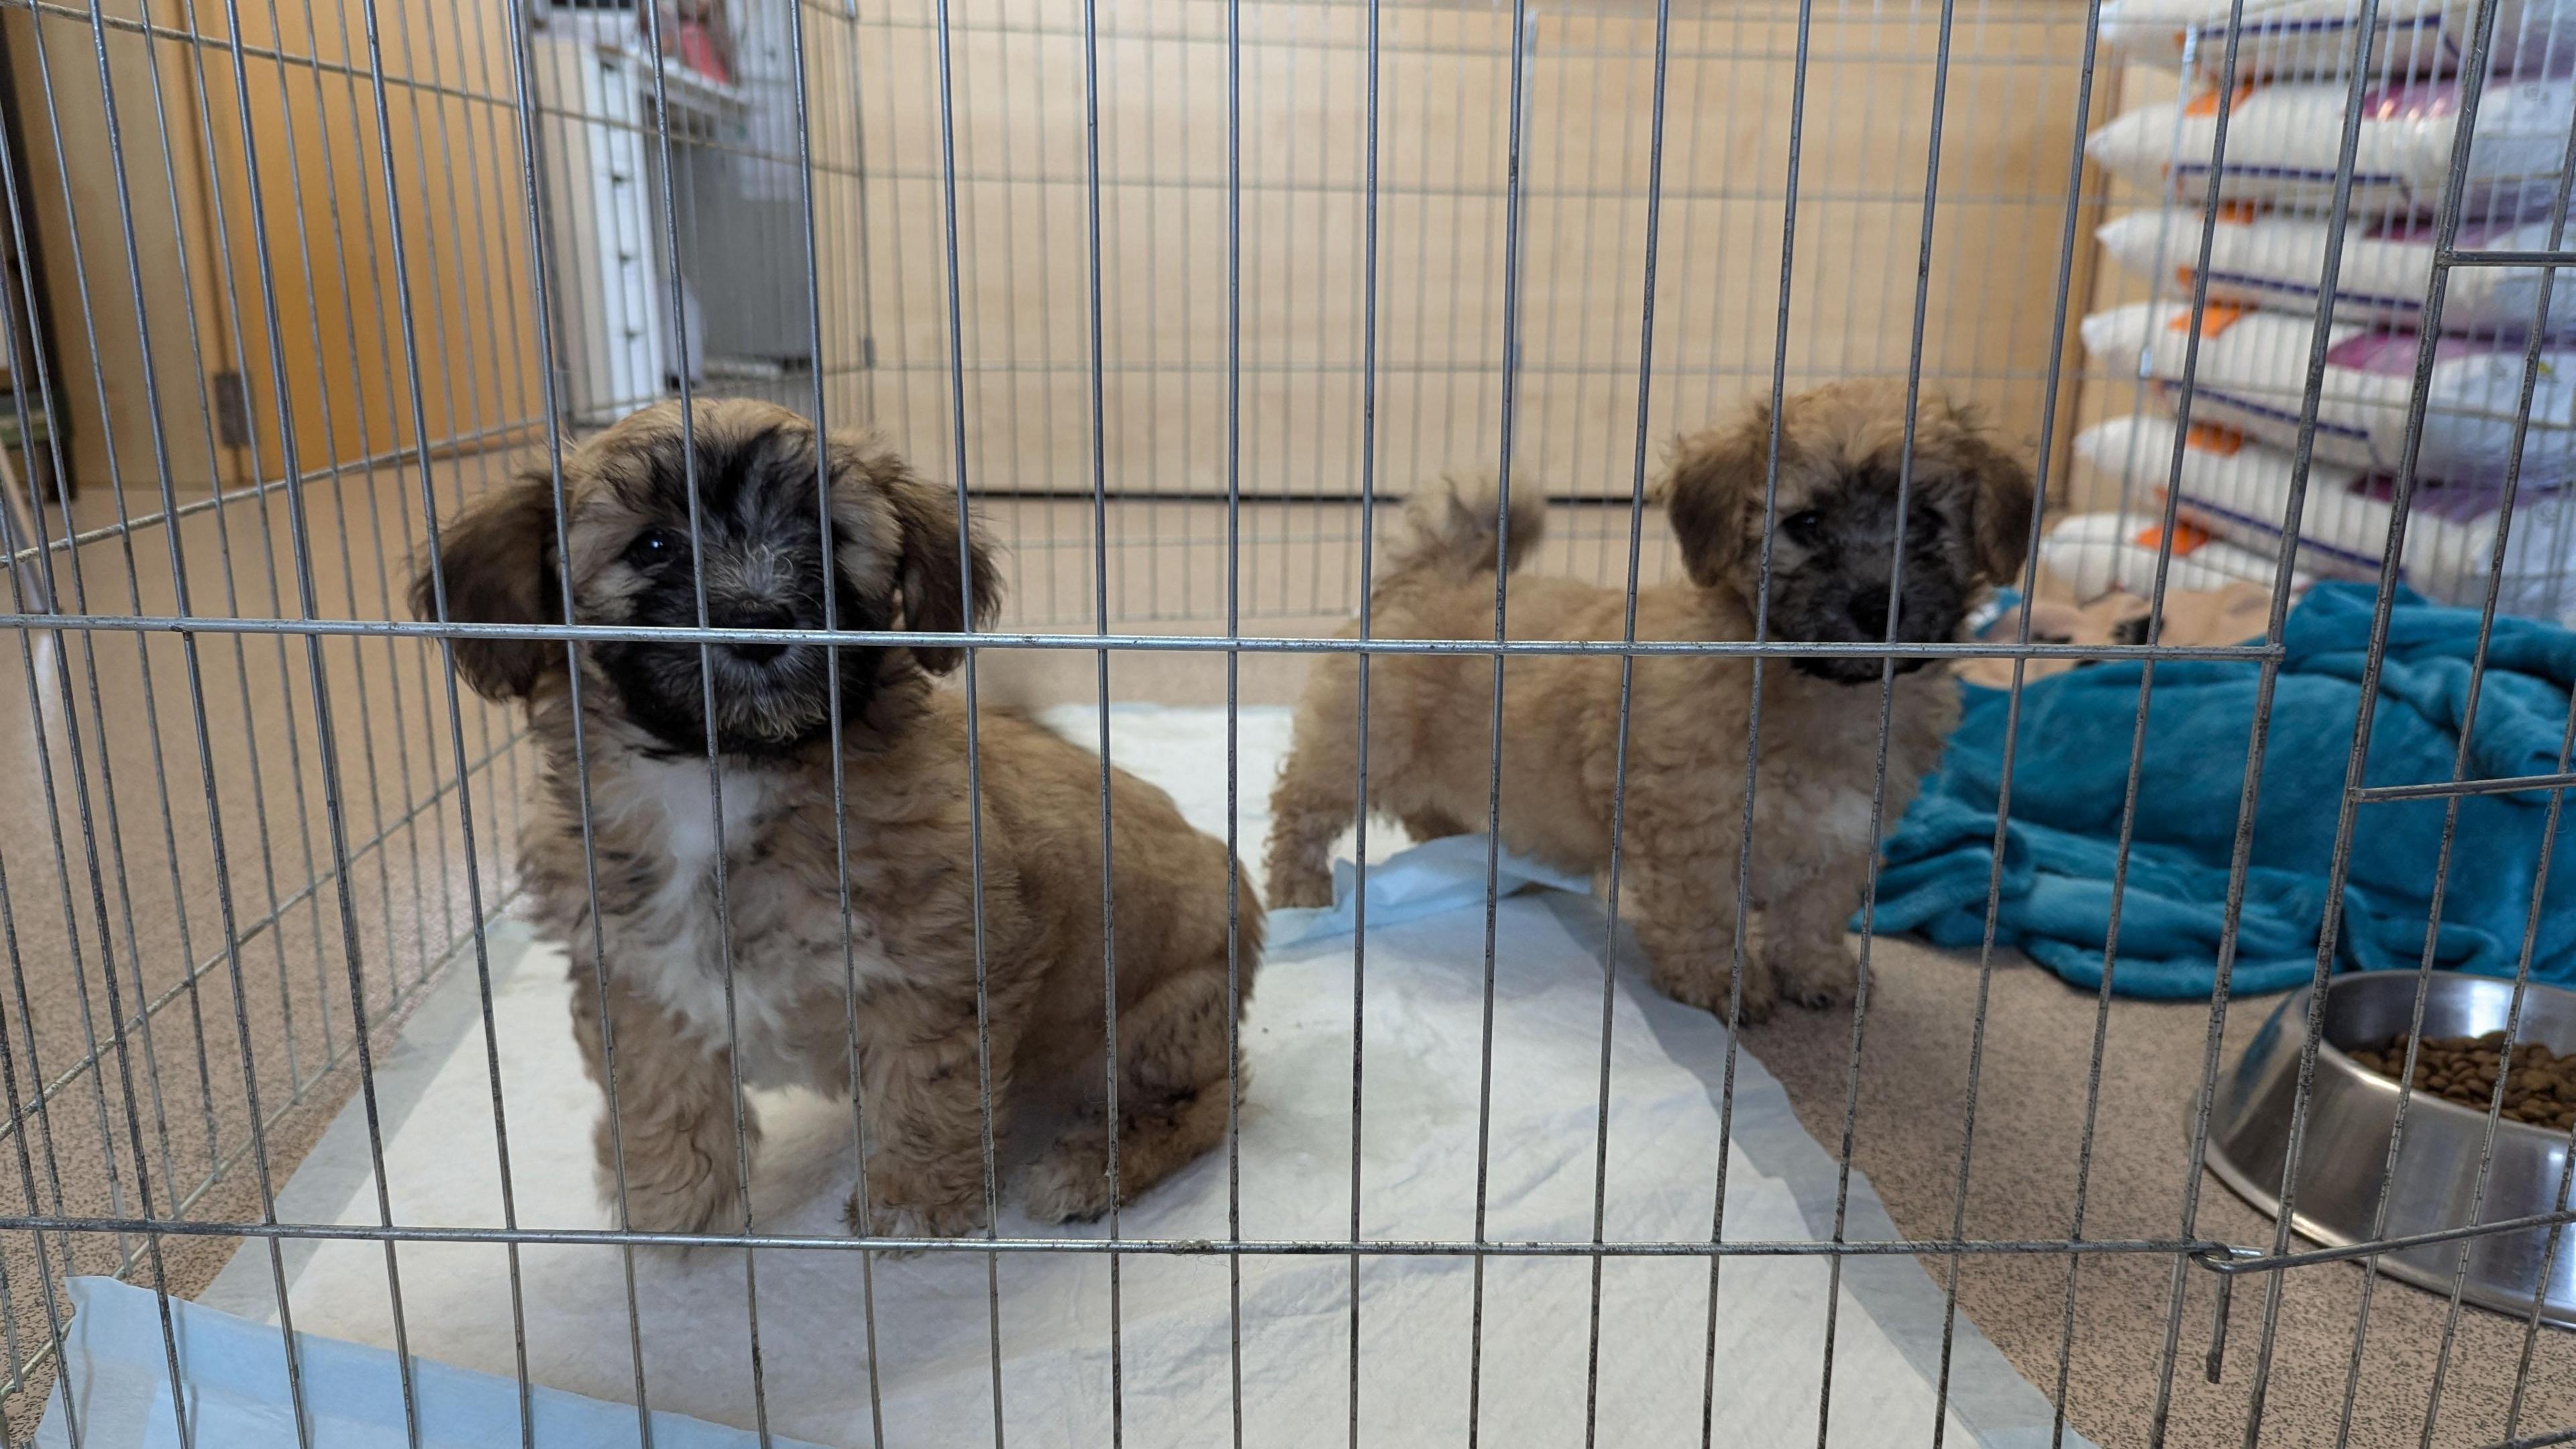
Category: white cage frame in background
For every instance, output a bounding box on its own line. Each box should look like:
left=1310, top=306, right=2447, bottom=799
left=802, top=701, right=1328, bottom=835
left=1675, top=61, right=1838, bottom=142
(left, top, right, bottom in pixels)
left=0, top=0, right=2568, bottom=1444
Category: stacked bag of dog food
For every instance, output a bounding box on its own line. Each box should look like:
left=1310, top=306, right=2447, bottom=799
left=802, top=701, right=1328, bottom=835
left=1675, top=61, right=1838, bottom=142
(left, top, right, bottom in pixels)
left=2068, top=0, right=2576, bottom=622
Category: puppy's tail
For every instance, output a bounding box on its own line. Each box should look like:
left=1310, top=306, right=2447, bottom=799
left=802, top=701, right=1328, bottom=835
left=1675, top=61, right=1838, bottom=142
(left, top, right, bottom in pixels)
left=1380, top=474, right=1546, bottom=584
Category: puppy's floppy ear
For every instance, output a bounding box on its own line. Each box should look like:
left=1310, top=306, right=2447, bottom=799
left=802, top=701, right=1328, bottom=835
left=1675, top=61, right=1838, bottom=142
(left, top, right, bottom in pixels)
left=833, top=435, right=1002, bottom=674
left=1935, top=402, right=2035, bottom=586
left=1661, top=400, right=1774, bottom=588
left=410, top=474, right=565, bottom=701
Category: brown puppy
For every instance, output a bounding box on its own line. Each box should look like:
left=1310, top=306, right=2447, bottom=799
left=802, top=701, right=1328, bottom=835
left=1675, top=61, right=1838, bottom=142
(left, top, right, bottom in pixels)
left=417, top=399, right=1261, bottom=1240
left=1264, top=380, right=2029, bottom=1020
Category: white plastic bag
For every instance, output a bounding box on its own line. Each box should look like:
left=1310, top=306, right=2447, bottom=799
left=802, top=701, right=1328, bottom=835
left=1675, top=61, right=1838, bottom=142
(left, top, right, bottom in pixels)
left=2078, top=299, right=2576, bottom=482
left=2100, top=0, right=2576, bottom=84
left=2076, top=413, right=2576, bottom=616
left=2086, top=76, right=2576, bottom=215
left=2039, top=510, right=2304, bottom=596
left=2096, top=208, right=2576, bottom=336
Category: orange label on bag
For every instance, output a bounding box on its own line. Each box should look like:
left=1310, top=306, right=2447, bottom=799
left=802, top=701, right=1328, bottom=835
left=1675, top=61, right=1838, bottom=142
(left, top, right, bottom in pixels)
left=2184, top=83, right=2257, bottom=117
left=2184, top=423, right=2245, bottom=455
left=2135, top=522, right=2213, bottom=554
left=2168, top=303, right=2251, bottom=337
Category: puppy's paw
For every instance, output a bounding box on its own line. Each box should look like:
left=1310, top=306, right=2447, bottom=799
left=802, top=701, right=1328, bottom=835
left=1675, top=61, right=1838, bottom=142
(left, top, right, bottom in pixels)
left=846, top=1162, right=987, bottom=1254
left=1265, top=863, right=1334, bottom=910
left=606, top=1164, right=741, bottom=1239
left=1766, top=934, right=1858, bottom=1012
left=592, top=1106, right=756, bottom=1245
left=1649, top=954, right=1774, bottom=1025
left=1022, top=1122, right=1116, bottom=1224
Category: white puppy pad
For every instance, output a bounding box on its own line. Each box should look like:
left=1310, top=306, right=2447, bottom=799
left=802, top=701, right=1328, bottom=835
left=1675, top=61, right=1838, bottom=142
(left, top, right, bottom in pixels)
left=143, top=706, right=2082, bottom=1448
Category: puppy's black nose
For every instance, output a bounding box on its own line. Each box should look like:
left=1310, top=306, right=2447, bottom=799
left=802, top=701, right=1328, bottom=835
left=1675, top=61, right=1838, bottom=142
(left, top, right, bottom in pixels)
left=717, top=606, right=798, bottom=664
left=1847, top=590, right=1892, bottom=637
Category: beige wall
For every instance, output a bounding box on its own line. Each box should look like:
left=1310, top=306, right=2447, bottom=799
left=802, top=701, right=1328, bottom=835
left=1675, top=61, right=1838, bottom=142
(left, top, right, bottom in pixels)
left=830, top=0, right=2116, bottom=506
left=11, top=0, right=2114, bottom=513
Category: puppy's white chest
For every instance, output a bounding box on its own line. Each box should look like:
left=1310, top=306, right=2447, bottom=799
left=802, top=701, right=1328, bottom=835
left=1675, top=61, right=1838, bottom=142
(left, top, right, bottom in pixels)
left=619, top=755, right=767, bottom=909
left=601, top=757, right=894, bottom=1059
left=602, top=757, right=804, bottom=1036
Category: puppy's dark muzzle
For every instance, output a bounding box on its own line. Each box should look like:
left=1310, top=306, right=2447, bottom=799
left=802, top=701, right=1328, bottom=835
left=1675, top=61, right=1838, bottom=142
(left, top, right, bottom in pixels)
left=711, top=604, right=802, bottom=666
left=1792, top=612, right=1959, bottom=684
left=726, top=637, right=792, bottom=665
left=1792, top=653, right=1931, bottom=685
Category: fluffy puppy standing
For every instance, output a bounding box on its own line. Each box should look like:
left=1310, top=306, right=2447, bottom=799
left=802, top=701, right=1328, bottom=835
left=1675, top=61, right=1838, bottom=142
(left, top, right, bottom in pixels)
left=1264, top=380, right=2030, bottom=1020
left=417, top=399, right=1261, bottom=1238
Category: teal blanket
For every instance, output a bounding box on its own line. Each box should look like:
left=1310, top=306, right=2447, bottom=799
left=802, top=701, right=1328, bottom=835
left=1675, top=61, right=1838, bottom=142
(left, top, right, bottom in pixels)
left=1864, top=583, right=2576, bottom=998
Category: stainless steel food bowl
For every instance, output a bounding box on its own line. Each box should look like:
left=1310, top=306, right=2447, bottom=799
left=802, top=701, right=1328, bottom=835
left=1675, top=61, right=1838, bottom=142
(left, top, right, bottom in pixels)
left=2205, top=971, right=2576, bottom=1328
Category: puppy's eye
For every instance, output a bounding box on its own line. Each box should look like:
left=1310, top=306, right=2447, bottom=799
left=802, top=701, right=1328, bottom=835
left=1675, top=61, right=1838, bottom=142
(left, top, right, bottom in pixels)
left=1910, top=510, right=1946, bottom=540
left=1780, top=510, right=1825, bottom=547
left=623, top=529, right=684, bottom=568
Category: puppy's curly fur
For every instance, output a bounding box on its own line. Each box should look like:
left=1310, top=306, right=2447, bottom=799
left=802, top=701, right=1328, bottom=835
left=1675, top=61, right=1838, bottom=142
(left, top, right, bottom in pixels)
left=1265, top=380, right=2031, bottom=1020
left=417, top=400, right=1262, bottom=1239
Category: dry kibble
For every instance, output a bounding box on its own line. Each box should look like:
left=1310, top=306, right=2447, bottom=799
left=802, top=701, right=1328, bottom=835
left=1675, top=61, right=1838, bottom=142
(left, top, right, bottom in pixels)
left=2350, top=1031, right=2576, bottom=1128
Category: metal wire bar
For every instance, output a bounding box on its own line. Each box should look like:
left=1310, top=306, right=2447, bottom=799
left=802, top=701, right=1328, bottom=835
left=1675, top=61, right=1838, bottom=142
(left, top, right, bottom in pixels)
left=784, top=0, right=891, bottom=1441
left=1, top=11, right=202, bottom=1432
left=2332, top=40, right=2576, bottom=1446
left=1697, top=1, right=1819, bottom=1441
left=0, top=853, right=89, bottom=1447
left=498, top=9, right=666, bottom=1442
left=2483, top=1428, right=2576, bottom=1449
left=919, top=0, right=1008, bottom=1440
left=1, top=419, right=544, bottom=568
left=2235, top=0, right=2520, bottom=1436
left=1815, top=3, right=1966, bottom=1439
left=1463, top=0, right=1531, bottom=1436
left=2194, top=1209, right=2576, bottom=1279
left=2354, top=771, right=2576, bottom=804
left=1925, top=3, right=2099, bottom=1441
left=301, top=0, right=466, bottom=1030
left=1345, top=0, right=1382, bottom=1434
left=1222, top=0, right=1249, bottom=1436
left=0, top=612, right=2292, bottom=660
left=2441, top=248, right=2576, bottom=267
left=2043, top=0, right=2271, bottom=1431
left=348, top=1, right=543, bottom=1430
left=1078, top=0, right=1128, bottom=1421
left=0, top=1213, right=2243, bottom=1257
left=21, top=0, right=207, bottom=1261
left=623, top=0, right=782, bottom=1437
left=76, top=10, right=357, bottom=1425
left=2140, top=9, right=2419, bottom=1443
left=210, top=0, right=431, bottom=1436
left=1578, top=0, right=1674, bottom=1440
left=76, top=0, right=234, bottom=1225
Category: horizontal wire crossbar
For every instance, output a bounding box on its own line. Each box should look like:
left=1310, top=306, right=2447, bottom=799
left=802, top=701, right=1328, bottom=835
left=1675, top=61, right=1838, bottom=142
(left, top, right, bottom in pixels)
left=0, top=612, right=2290, bottom=663
left=2485, top=1427, right=2576, bottom=1449
left=4, top=1209, right=2564, bottom=1269
left=2, top=417, right=544, bottom=568
left=2191, top=1208, right=2576, bottom=1278
left=2355, top=771, right=2576, bottom=803
left=2439, top=248, right=2576, bottom=268
left=0, top=1214, right=2235, bottom=1259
